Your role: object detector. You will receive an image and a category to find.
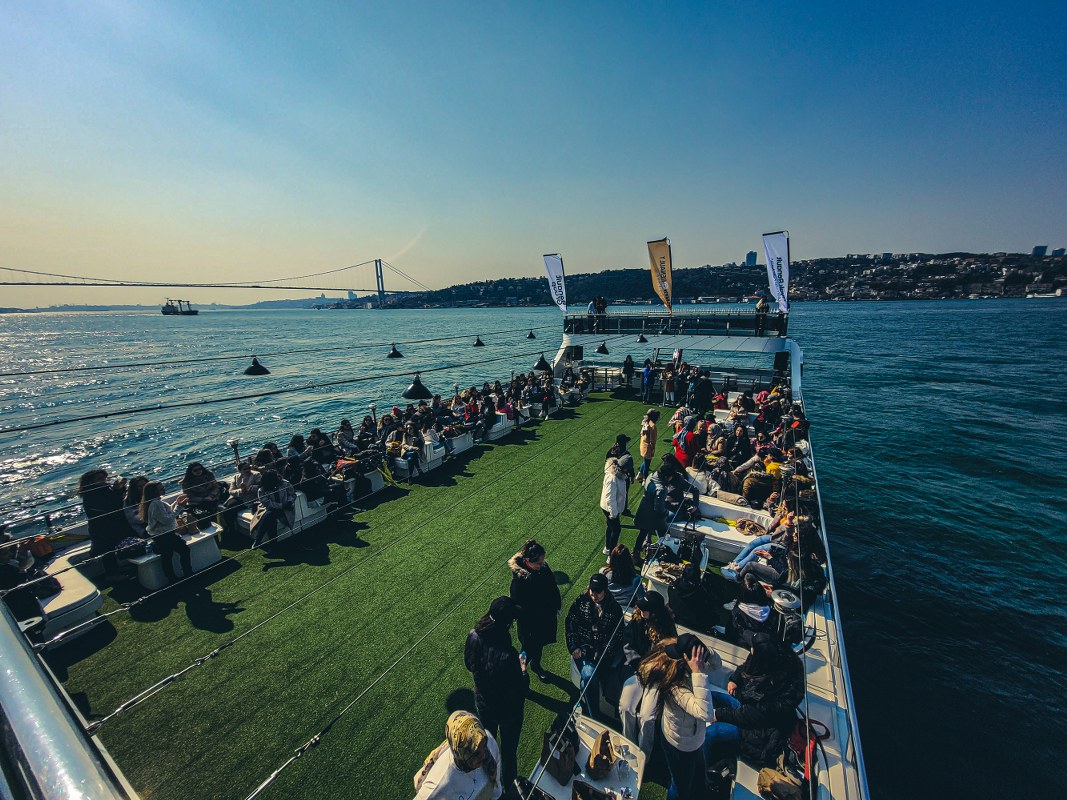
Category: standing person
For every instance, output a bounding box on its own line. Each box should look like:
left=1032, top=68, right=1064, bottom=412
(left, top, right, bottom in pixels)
left=755, top=293, right=769, bottom=336
left=637, top=634, right=718, bottom=800
left=509, top=539, right=561, bottom=681
left=632, top=455, right=681, bottom=565
left=600, top=458, right=627, bottom=555
left=565, top=573, right=624, bottom=720
left=413, top=711, right=502, bottom=800
left=622, top=355, right=635, bottom=388
left=663, top=368, right=676, bottom=406
left=140, top=481, right=193, bottom=583
left=463, top=597, right=527, bottom=789
left=638, top=409, right=660, bottom=481
left=78, top=469, right=135, bottom=580
left=641, top=360, right=654, bottom=403
left=605, top=433, right=635, bottom=487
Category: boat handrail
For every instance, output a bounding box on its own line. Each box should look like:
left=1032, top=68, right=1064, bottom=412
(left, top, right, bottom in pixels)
left=0, top=604, right=136, bottom=799
left=803, top=419, right=871, bottom=800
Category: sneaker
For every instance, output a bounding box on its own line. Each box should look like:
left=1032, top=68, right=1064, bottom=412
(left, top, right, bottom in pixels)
left=603, top=547, right=610, bottom=554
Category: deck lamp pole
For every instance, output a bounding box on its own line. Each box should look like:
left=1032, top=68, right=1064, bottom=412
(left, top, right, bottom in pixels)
left=369, top=403, right=377, bottom=428
left=226, top=438, right=241, bottom=468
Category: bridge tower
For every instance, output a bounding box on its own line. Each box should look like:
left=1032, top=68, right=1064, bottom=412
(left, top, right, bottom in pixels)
left=374, top=259, right=386, bottom=309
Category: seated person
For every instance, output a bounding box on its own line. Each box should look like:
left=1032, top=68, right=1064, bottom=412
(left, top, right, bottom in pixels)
left=306, top=429, right=338, bottom=467
left=0, top=536, right=46, bottom=624
left=599, top=544, right=644, bottom=609
left=181, top=463, right=222, bottom=527
left=668, top=561, right=718, bottom=634
left=123, top=475, right=151, bottom=538
left=286, top=435, right=312, bottom=461
left=705, top=633, right=805, bottom=769
left=223, top=462, right=260, bottom=534
left=388, top=421, right=425, bottom=482
left=300, top=460, right=347, bottom=507
left=250, top=470, right=296, bottom=548
left=355, top=416, right=377, bottom=450
left=621, top=591, right=677, bottom=678
left=333, top=420, right=359, bottom=456
left=726, top=574, right=774, bottom=647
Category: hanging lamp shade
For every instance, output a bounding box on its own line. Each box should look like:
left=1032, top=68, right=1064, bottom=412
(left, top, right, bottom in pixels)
left=533, top=354, right=551, bottom=372
left=595, top=342, right=610, bottom=355
left=402, top=373, right=434, bottom=400
left=637, top=334, right=648, bottom=343
left=527, top=330, right=536, bottom=339
left=387, top=344, right=403, bottom=358
left=473, top=336, right=485, bottom=347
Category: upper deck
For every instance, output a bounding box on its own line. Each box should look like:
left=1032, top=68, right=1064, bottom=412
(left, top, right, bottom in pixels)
left=564, top=307, right=788, bottom=338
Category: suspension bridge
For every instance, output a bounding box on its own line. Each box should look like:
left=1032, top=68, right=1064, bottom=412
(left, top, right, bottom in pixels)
left=0, top=258, right=434, bottom=307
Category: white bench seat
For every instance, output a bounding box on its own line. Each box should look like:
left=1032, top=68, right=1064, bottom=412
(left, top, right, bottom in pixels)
left=485, top=412, right=516, bottom=442
left=40, top=545, right=104, bottom=643
left=124, top=525, right=223, bottom=590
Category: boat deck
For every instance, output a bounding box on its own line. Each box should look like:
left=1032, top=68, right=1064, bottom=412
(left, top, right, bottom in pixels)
left=46, top=394, right=663, bottom=800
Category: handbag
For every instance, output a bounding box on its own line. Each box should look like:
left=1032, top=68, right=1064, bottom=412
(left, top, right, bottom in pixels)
left=513, top=777, right=555, bottom=800
left=540, top=720, right=579, bottom=785
left=572, top=781, right=617, bottom=800
left=586, top=728, right=617, bottom=780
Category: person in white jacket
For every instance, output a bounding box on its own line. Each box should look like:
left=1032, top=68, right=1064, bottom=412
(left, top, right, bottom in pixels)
left=633, top=634, right=719, bottom=800
left=413, top=711, right=501, bottom=800
left=600, top=457, right=628, bottom=555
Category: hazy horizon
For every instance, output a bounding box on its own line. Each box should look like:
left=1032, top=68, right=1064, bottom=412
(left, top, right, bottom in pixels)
left=2, top=2, right=1064, bottom=306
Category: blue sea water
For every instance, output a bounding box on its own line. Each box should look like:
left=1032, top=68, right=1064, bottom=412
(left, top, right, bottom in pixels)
left=0, top=300, right=1065, bottom=799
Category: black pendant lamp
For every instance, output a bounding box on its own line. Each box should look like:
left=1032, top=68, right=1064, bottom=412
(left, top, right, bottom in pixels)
left=402, top=373, right=433, bottom=400
left=527, top=330, right=536, bottom=339
left=387, top=343, right=403, bottom=358
left=595, top=341, right=610, bottom=355
left=533, top=353, right=551, bottom=372
left=473, top=336, right=485, bottom=347
left=637, top=334, right=648, bottom=343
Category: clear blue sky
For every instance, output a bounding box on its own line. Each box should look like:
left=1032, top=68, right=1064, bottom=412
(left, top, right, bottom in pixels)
left=1, top=1, right=1064, bottom=304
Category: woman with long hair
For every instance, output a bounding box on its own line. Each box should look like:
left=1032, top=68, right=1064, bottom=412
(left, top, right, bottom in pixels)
left=601, top=544, right=644, bottom=609
left=638, top=408, right=660, bottom=481
left=123, top=475, right=150, bottom=538
left=140, top=481, right=193, bottom=583
left=78, top=468, right=134, bottom=579
left=180, top=462, right=221, bottom=525
left=637, top=634, right=719, bottom=799
left=621, top=589, right=677, bottom=674
left=463, top=597, right=526, bottom=789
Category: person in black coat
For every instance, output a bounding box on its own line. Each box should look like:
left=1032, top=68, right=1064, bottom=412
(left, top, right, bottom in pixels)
left=508, top=539, right=561, bottom=681
left=464, top=596, right=528, bottom=787
left=77, top=468, right=135, bottom=579
left=565, top=573, right=624, bottom=720
left=727, top=573, right=774, bottom=647
left=706, top=633, right=806, bottom=768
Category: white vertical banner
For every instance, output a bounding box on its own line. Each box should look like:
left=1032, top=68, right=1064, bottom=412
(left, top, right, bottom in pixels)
left=762, top=231, right=790, bottom=313
left=543, top=253, right=568, bottom=312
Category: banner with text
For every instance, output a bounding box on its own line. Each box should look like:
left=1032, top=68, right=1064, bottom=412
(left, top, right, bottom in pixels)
left=761, top=231, right=790, bottom=313
left=647, top=238, right=673, bottom=313
left=543, top=253, right=568, bottom=312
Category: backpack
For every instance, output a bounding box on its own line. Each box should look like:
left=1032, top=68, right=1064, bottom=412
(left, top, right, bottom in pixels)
left=784, top=714, right=830, bottom=797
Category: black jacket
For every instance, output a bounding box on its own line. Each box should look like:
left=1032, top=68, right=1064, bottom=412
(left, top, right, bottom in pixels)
left=715, top=653, right=805, bottom=768
left=509, top=552, right=562, bottom=647
left=565, top=591, right=623, bottom=664
left=463, top=627, right=527, bottom=718
left=622, top=615, right=677, bottom=666
left=81, top=484, right=135, bottom=549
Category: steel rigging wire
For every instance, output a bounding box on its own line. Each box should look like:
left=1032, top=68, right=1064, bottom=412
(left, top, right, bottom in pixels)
left=0, top=322, right=562, bottom=378
left=0, top=332, right=627, bottom=518
left=0, top=335, right=632, bottom=436
left=67, top=399, right=624, bottom=731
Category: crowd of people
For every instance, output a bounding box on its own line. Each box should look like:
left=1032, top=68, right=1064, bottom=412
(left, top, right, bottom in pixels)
left=419, top=372, right=827, bottom=799
left=44, top=371, right=576, bottom=594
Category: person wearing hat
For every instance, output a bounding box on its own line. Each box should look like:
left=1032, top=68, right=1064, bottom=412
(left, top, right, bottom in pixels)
left=565, top=573, right=624, bottom=720
left=621, top=590, right=678, bottom=676
left=463, top=596, right=527, bottom=788
left=508, top=540, right=561, bottom=681
left=634, top=633, right=721, bottom=799
left=413, top=710, right=502, bottom=800
left=605, top=433, right=636, bottom=486
left=638, top=409, right=660, bottom=482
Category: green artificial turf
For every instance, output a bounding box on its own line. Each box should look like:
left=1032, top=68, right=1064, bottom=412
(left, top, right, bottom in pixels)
left=47, top=393, right=674, bottom=800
